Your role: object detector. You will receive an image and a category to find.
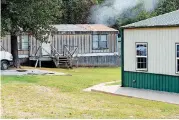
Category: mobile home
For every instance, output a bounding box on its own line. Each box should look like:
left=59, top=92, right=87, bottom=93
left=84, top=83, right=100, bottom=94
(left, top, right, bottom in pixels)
left=1, top=24, right=120, bottom=67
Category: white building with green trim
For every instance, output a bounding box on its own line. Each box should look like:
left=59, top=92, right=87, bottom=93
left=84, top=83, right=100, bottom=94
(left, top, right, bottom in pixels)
left=121, top=10, right=179, bottom=93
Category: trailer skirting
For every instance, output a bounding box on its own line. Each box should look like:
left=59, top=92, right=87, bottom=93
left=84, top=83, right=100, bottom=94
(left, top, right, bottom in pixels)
left=18, top=55, right=121, bottom=67
left=73, top=55, right=121, bottom=67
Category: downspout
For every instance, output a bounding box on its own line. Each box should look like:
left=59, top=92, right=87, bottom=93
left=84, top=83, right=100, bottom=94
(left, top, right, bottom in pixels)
left=120, top=28, right=124, bottom=87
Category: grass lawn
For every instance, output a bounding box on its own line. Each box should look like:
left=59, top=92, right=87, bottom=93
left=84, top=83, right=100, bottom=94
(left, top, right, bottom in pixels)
left=1, top=67, right=179, bottom=119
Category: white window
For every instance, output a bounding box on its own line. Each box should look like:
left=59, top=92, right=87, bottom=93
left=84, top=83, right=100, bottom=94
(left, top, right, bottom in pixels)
left=92, top=34, right=107, bottom=50
left=176, top=44, right=179, bottom=73
left=92, top=35, right=99, bottom=50
left=136, top=43, right=148, bottom=71
left=18, top=35, right=29, bottom=50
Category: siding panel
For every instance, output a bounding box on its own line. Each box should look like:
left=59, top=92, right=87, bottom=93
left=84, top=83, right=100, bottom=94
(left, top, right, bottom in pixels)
left=73, top=55, right=120, bottom=67
left=1, top=35, right=11, bottom=52
left=124, top=27, right=179, bottom=76
left=123, top=71, right=179, bottom=93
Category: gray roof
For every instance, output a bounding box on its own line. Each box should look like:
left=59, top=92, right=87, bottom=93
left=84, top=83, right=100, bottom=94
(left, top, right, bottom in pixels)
left=52, top=24, right=88, bottom=31
left=52, top=24, right=118, bottom=32
left=122, top=10, right=179, bottom=28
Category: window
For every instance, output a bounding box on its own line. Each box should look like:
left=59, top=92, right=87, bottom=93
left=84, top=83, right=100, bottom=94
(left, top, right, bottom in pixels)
left=18, top=35, right=29, bottom=50
left=176, top=44, right=179, bottom=73
left=92, top=34, right=107, bottom=50
left=136, top=43, right=148, bottom=71
left=92, top=35, right=99, bottom=50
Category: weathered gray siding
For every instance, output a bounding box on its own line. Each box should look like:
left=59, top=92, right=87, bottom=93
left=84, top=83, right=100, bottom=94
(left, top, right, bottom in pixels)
left=18, top=50, right=29, bottom=57
left=1, top=35, right=29, bottom=58
left=29, top=32, right=118, bottom=55
left=73, top=55, right=120, bottom=67
left=1, top=35, right=11, bottom=52
left=51, top=33, right=118, bottom=54
left=28, top=32, right=120, bottom=67
left=29, top=35, right=42, bottom=56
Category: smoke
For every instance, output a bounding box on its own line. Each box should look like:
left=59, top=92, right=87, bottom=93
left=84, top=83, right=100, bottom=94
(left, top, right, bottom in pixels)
left=88, top=0, right=161, bottom=26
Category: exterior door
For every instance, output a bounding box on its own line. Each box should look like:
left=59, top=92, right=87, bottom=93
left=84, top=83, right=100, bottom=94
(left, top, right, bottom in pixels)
left=42, top=42, right=51, bottom=56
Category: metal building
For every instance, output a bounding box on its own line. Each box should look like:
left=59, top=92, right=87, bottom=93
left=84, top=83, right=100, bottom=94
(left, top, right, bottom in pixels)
left=121, top=10, right=179, bottom=93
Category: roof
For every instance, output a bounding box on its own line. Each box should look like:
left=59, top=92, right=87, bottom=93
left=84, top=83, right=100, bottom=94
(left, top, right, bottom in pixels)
left=122, top=10, right=179, bottom=29
left=78, top=24, right=118, bottom=32
left=52, top=24, right=118, bottom=32
left=52, top=24, right=88, bottom=31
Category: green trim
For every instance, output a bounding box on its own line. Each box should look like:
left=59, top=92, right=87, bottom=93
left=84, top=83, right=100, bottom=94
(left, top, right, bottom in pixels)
left=121, top=29, right=124, bottom=87
left=176, top=43, right=179, bottom=74
left=123, top=71, right=179, bottom=93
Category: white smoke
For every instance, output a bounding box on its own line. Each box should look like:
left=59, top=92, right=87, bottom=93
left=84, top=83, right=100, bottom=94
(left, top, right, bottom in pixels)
left=89, top=0, right=161, bottom=26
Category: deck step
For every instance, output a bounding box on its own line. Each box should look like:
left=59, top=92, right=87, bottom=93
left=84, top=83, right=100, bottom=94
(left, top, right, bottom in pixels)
left=59, top=61, right=68, bottom=63
left=52, top=56, right=73, bottom=69
left=59, top=57, right=68, bottom=58
left=58, top=59, right=68, bottom=60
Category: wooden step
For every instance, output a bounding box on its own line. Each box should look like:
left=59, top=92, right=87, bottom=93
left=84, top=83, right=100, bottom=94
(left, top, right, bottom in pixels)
left=59, top=61, right=69, bottom=63
left=52, top=55, right=73, bottom=69
left=59, top=58, right=68, bottom=60
left=59, top=59, right=68, bottom=61
left=59, top=56, right=68, bottom=58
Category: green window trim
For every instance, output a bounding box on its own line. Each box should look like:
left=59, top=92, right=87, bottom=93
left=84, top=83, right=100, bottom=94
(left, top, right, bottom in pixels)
left=176, top=43, right=179, bottom=74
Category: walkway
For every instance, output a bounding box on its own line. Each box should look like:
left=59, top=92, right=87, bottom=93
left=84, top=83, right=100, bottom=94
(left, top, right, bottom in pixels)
left=84, top=82, right=179, bottom=105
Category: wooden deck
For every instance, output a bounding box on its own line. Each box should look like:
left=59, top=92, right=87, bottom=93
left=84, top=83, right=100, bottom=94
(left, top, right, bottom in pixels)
left=29, top=56, right=53, bottom=61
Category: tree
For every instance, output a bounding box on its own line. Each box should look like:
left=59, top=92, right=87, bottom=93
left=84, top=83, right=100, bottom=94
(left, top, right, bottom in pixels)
left=116, top=3, right=150, bottom=27
left=115, top=0, right=179, bottom=30
left=1, top=0, right=61, bottom=68
left=58, top=0, right=95, bottom=24
left=155, top=0, right=179, bottom=15
left=95, top=0, right=105, bottom=4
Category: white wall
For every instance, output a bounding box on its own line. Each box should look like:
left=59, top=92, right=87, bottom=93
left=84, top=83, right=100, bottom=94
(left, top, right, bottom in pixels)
left=124, top=27, right=179, bottom=76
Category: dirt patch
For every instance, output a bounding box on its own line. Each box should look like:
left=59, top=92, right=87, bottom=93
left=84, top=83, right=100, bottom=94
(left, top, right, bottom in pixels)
left=1, top=69, right=69, bottom=76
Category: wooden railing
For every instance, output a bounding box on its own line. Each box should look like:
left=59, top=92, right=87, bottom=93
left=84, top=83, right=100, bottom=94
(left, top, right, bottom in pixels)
left=1, top=45, right=6, bottom=51
left=63, top=45, right=78, bottom=57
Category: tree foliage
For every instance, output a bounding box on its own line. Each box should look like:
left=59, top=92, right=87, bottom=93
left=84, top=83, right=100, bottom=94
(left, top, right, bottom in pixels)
left=116, top=0, right=179, bottom=28
left=155, top=0, right=179, bottom=15
left=1, top=0, right=62, bottom=67
left=58, top=0, right=95, bottom=24
left=1, top=0, right=61, bottom=41
left=95, top=0, right=105, bottom=4
left=1, top=0, right=179, bottom=67
left=2, top=0, right=179, bottom=35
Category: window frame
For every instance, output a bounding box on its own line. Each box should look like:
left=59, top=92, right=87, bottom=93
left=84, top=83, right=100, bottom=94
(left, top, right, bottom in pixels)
left=176, top=43, right=179, bottom=74
left=92, top=34, right=108, bottom=50
left=18, top=35, right=29, bottom=51
left=136, top=42, right=148, bottom=71
left=92, top=34, right=99, bottom=50
left=18, top=36, right=22, bottom=50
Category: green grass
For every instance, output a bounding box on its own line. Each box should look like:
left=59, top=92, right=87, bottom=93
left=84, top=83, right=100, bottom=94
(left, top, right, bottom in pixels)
left=1, top=67, right=179, bottom=119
